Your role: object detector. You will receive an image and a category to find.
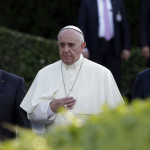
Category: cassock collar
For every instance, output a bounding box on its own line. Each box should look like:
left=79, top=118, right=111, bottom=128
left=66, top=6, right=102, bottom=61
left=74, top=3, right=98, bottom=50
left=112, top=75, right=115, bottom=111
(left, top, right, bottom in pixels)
left=62, top=54, right=84, bottom=70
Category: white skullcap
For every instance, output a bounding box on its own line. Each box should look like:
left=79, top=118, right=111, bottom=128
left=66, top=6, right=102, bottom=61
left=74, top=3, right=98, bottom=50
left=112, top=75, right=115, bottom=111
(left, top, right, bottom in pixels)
left=59, top=25, right=83, bottom=35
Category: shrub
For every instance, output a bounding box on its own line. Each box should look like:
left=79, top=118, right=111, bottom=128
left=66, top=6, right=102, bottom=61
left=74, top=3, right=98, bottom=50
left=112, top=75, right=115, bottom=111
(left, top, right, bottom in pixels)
left=1, top=100, right=150, bottom=150
left=0, top=26, right=59, bottom=89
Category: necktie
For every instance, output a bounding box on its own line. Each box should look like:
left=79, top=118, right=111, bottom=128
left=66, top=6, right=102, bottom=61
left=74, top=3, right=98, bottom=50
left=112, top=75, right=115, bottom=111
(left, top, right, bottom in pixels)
left=103, top=0, right=112, bottom=41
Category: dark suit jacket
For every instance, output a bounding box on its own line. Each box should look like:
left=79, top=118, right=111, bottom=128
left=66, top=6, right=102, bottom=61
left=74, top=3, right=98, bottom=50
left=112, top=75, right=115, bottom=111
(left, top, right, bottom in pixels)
left=77, top=0, right=130, bottom=57
left=0, top=70, right=30, bottom=140
left=132, top=68, right=150, bottom=100
left=139, top=0, right=150, bottom=47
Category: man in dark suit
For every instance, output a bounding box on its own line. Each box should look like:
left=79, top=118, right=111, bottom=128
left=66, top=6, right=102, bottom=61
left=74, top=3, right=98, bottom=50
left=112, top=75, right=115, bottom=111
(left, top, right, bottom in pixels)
left=77, top=0, right=130, bottom=88
left=139, top=0, right=150, bottom=67
left=132, top=68, right=150, bottom=100
left=0, top=69, right=30, bottom=140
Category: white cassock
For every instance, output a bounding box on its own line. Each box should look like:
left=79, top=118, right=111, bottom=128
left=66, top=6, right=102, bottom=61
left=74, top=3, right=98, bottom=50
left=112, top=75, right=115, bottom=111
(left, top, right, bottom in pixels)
left=20, top=54, right=124, bottom=133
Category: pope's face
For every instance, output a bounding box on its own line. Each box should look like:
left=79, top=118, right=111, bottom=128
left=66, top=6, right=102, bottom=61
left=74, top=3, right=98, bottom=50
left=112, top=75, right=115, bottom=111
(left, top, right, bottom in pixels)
left=58, top=29, right=85, bottom=65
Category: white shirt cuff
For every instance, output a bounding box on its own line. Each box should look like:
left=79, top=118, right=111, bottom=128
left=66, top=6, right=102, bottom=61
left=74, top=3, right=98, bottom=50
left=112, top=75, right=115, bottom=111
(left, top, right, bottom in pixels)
left=83, top=48, right=89, bottom=52
left=28, top=100, right=56, bottom=124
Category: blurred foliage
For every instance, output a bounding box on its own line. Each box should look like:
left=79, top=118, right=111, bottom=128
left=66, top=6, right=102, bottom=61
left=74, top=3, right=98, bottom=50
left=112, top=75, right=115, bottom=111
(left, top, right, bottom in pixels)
left=0, top=26, right=147, bottom=100
left=0, top=0, right=140, bottom=47
left=0, top=26, right=59, bottom=89
left=1, top=100, right=150, bottom=149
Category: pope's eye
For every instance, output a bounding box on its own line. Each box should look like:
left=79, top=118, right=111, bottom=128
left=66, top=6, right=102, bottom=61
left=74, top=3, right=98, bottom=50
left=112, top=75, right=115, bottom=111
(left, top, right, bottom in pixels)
left=59, top=43, right=65, bottom=48
left=68, top=43, right=74, bottom=47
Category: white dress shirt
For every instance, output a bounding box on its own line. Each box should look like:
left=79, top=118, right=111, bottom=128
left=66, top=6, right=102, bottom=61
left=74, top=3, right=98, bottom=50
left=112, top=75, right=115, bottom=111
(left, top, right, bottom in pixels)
left=97, top=0, right=114, bottom=38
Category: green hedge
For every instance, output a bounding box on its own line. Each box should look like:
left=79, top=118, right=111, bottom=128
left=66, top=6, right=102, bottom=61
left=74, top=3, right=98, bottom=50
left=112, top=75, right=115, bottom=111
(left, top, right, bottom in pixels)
left=0, top=27, right=147, bottom=100
left=0, top=26, right=59, bottom=89
left=1, top=100, right=150, bottom=150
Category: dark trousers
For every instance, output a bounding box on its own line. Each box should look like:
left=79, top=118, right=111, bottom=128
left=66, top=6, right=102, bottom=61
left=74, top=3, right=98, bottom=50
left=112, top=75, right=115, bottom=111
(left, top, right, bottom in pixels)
left=90, top=38, right=121, bottom=88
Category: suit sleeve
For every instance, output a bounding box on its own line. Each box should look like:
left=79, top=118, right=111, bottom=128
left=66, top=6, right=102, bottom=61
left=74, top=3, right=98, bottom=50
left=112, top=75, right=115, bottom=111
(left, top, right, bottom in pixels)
left=132, top=74, right=143, bottom=100
left=139, top=0, right=149, bottom=47
left=15, top=78, right=31, bottom=128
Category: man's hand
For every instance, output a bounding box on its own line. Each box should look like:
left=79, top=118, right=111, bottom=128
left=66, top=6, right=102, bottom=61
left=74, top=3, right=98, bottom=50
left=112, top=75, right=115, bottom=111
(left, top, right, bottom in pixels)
left=121, top=49, right=130, bottom=60
left=82, top=51, right=90, bottom=59
left=142, top=46, right=150, bottom=58
left=50, top=97, right=76, bottom=112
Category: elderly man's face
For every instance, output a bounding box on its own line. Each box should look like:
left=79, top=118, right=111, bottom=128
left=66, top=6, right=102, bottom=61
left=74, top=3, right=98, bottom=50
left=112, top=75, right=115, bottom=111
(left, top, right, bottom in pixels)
left=58, top=29, right=85, bottom=65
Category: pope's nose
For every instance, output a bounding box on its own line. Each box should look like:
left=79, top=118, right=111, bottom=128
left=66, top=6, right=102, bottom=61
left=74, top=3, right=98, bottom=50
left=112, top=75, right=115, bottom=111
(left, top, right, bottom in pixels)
left=63, top=46, right=70, bottom=53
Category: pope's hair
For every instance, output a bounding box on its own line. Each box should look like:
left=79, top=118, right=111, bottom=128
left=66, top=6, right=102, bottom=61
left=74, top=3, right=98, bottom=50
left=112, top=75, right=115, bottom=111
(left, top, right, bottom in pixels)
left=57, top=28, right=85, bottom=44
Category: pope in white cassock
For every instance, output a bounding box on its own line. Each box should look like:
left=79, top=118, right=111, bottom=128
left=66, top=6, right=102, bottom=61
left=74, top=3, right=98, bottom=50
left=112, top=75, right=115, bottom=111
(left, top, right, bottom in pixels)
left=20, top=25, right=124, bottom=133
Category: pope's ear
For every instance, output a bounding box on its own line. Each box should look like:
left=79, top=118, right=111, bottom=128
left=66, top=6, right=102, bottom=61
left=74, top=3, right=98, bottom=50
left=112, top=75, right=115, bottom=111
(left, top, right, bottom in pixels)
left=57, top=41, right=60, bottom=46
left=81, top=42, right=86, bottom=50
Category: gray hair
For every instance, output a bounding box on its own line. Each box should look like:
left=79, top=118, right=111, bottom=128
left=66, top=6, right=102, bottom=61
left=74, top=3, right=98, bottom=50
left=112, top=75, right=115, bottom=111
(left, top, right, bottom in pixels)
left=57, top=25, right=85, bottom=44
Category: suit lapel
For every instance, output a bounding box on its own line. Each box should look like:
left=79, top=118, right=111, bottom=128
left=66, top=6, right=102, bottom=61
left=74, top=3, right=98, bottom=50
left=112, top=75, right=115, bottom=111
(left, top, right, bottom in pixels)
left=110, top=0, right=116, bottom=20
left=0, top=70, right=6, bottom=93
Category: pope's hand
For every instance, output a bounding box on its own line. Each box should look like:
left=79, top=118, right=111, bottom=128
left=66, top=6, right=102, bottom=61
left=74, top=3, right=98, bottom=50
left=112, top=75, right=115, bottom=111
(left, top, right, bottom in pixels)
left=50, top=97, right=76, bottom=112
